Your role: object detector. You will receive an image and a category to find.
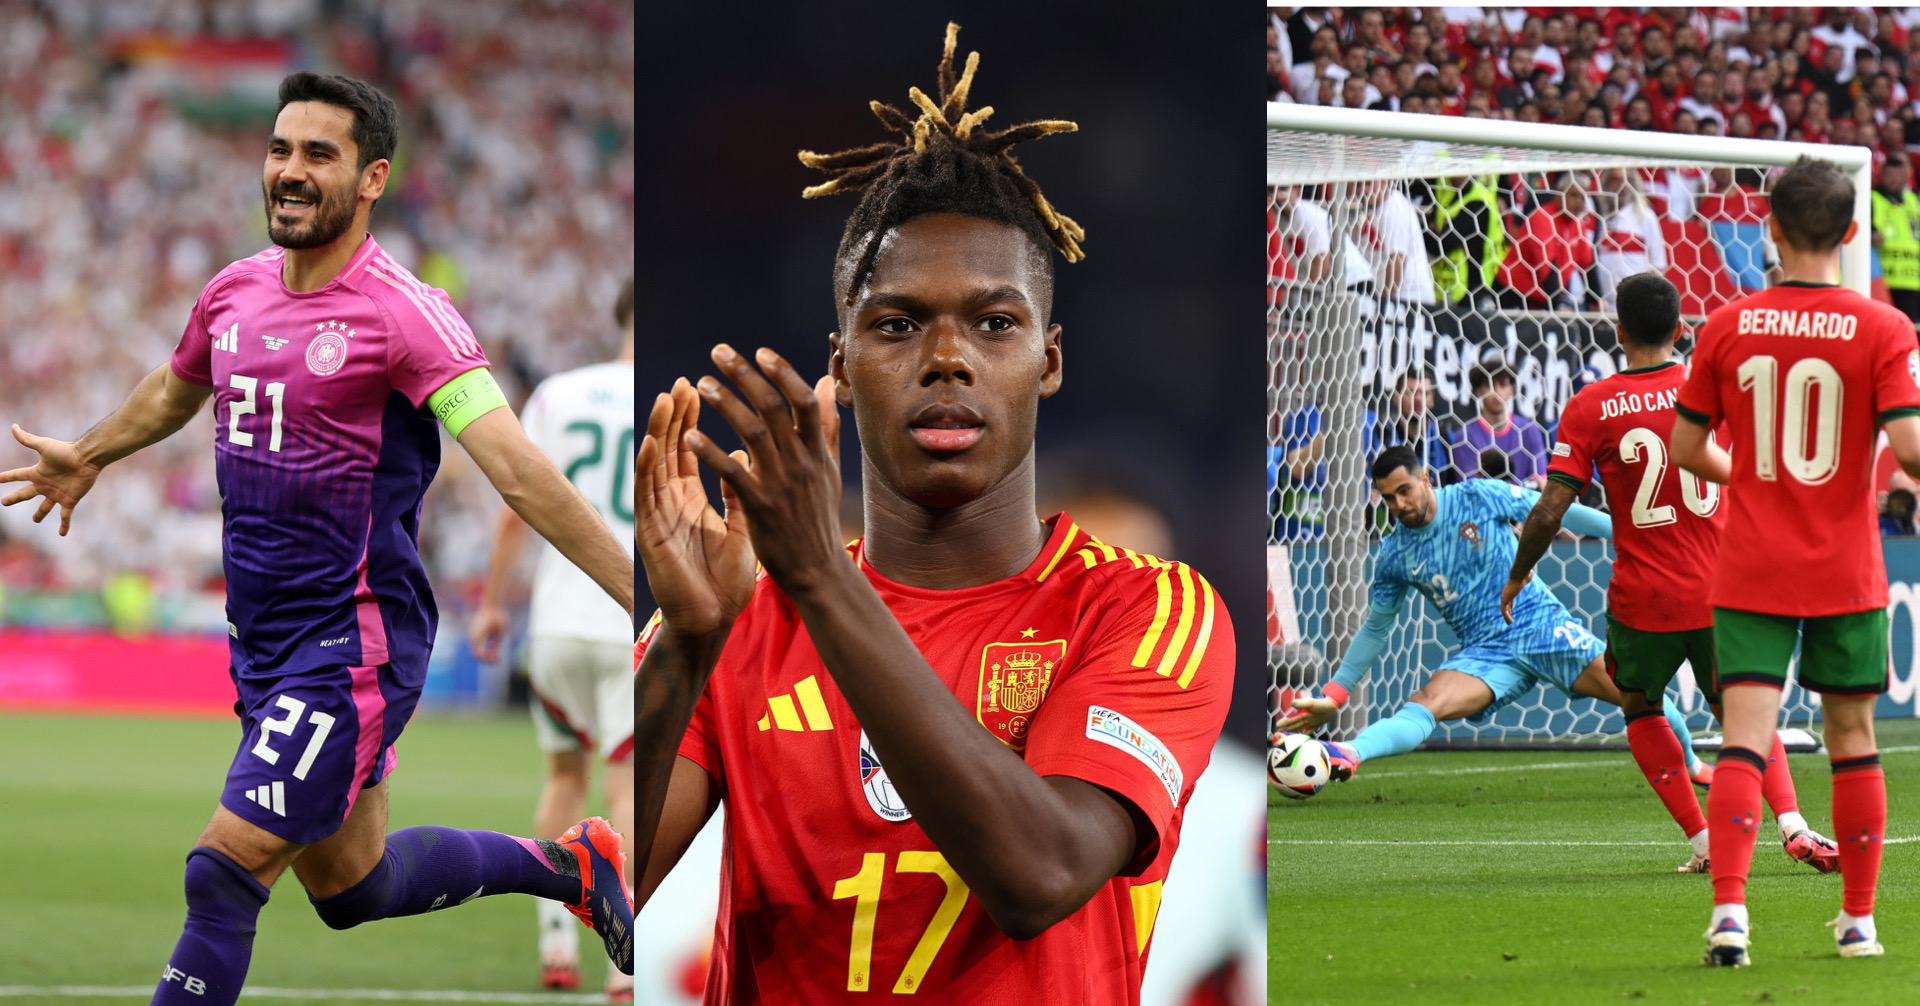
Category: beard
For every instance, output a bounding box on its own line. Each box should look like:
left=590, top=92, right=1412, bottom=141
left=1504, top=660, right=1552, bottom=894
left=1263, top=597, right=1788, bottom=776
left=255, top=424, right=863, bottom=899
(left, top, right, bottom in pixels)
left=264, top=178, right=357, bottom=250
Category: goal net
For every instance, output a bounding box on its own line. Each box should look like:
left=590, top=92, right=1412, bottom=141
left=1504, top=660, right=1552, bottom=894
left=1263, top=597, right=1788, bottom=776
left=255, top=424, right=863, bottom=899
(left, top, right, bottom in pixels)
left=1265, top=104, right=1873, bottom=750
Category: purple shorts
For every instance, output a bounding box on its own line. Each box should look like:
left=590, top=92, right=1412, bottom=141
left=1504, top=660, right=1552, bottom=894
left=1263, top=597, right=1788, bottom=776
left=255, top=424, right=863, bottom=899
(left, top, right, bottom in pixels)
left=220, top=663, right=419, bottom=844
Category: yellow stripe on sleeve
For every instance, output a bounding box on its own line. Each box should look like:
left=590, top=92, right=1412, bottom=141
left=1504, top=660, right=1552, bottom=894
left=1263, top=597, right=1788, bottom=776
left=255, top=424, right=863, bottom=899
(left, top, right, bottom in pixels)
left=1033, top=521, right=1082, bottom=581
left=1155, top=565, right=1197, bottom=678
left=1092, top=540, right=1120, bottom=563
left=1131, top=568, right=1175, bottom=668
left=1131, top=881, right=1164, bottom=955
left=1177, top=576, right=1218, bottom=688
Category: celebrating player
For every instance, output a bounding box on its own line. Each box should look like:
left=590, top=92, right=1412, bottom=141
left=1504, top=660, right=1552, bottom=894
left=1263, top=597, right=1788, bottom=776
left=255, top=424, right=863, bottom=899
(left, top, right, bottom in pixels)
left=1671, top=156, right=1920, bottom=965
left=470, top=280, right=636, bottom=997
left=0, top=74, right=635, bottom=1004
left=1275, top=445, right=1707, bottom=795
left=1504, top=271, right=1840, bottom=876
left=634, top=24, right=1233, bottom=1002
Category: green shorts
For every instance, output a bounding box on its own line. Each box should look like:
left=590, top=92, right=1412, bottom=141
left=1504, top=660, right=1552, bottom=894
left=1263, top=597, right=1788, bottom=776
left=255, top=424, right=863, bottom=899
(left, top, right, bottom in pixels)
left=1605, top=614, right=1718, bottom=702
left=1712, top=607, right=1892, bottom=696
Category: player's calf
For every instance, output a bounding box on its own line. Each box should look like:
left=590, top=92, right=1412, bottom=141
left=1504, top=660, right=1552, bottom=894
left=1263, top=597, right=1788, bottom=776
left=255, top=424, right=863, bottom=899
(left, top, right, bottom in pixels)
left=153, top=847, right=272, bottom=1006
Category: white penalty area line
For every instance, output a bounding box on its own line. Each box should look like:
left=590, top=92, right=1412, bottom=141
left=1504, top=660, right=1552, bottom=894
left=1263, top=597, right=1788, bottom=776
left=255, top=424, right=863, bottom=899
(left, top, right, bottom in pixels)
left=1267, top=836, right=1920, bottom=846
left=0, top=989, right=606, bottom=1003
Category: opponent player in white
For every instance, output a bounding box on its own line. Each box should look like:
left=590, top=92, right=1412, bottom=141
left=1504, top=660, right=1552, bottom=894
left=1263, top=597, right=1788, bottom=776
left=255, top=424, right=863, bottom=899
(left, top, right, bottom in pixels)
left=1276, top=446, right=1710, bottom=809
left=471, top=280, right=636, bottom=998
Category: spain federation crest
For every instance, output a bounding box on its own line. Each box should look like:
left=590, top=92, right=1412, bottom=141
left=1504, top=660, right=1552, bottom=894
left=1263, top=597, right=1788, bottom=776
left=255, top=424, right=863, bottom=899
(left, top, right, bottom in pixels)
left=975, top=638, right=1065, bottom=751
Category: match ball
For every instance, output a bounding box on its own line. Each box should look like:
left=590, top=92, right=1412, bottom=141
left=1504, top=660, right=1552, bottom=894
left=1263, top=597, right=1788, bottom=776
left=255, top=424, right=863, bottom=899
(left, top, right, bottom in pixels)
left=1267, top=734, right=1329, bottom=799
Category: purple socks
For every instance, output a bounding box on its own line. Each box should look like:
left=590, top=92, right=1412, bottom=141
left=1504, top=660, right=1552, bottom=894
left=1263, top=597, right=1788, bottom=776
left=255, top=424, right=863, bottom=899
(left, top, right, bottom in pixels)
left=153, top=828, right=579, bottom=1006
left=308, top=826, right=579, bottom=929
left=153, top=848, right=270, bottom=1005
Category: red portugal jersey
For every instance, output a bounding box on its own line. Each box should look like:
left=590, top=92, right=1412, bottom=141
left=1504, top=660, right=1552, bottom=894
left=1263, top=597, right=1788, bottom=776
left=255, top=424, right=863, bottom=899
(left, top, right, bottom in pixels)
left=1547, top=362, right=1724, bottom=632
left=1676, top=282, right=1920, bottom=616
left=652, top=514, right=1234, bottom=1005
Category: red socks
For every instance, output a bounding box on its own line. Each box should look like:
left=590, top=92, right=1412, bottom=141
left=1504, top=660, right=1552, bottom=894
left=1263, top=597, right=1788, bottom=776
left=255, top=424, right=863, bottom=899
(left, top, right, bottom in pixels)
left=1831, top=754, right=1886, bottom=917
left=1625, top=709, right=1707, bottom=837
left=1708, top=746, right=1768, bottom=906
left=1760, top=733, right=1799, bottom=819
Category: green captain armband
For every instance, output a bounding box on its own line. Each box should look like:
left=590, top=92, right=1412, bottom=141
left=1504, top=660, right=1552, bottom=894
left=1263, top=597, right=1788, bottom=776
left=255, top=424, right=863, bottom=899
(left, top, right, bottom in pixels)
left=428, top=367, right=509, bottom=438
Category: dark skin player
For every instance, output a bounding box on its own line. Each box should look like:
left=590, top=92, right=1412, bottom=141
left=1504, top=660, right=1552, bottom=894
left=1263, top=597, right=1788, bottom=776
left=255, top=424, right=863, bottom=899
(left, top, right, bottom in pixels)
left=636, top=212, right=1141, bottom=939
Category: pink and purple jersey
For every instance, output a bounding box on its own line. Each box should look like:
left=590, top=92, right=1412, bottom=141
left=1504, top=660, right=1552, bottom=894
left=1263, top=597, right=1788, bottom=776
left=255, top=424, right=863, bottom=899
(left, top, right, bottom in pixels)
left=170, top=234, right=488, bottom=684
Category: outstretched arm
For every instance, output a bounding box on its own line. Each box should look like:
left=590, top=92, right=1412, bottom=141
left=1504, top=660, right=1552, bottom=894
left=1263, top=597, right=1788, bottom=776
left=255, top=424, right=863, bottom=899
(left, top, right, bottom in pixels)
left=457, top=408, right=634, bottom=620
left=0, top=364, right=212, bottom=535
left=1273, top=603, right=1396, bottom=733
left=1505, top=479, right=1579, bottom=623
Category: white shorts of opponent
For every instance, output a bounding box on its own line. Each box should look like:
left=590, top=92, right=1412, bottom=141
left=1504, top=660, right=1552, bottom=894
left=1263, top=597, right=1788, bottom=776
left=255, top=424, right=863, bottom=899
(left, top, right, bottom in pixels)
left=527, top=636, right=635, bottom=762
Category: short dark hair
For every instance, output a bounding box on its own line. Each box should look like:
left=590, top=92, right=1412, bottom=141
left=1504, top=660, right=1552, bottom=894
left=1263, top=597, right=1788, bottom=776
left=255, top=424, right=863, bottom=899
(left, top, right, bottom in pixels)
left=1770, top=156, right=1854, bottom=251
left=276, top=72, right=398, bottom=170
left=1469, top=360, right=1514, bottom=393
left=1370, top=445, right=1422, bottom=482
left=1614, top=272, right=1682, bottom=348
left=1394, top=367, right=1436, bottom=391
left=1478, top=448, right=1511, bottom=481
left=614, top=277, right=635, bottom=330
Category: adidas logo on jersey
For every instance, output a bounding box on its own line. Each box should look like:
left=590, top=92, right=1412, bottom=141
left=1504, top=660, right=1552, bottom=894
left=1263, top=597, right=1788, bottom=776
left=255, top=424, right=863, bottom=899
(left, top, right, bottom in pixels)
left=757, top=675, right=835, bottom=732
left=215, top=323, right=239, bottom=353
left=243, top=780, right=285, bottom=816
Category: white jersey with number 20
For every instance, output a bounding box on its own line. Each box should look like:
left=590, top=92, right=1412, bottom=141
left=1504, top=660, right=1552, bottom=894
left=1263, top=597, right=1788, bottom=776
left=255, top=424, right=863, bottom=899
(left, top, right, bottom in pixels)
left=519, top=360, right=635, bottom=644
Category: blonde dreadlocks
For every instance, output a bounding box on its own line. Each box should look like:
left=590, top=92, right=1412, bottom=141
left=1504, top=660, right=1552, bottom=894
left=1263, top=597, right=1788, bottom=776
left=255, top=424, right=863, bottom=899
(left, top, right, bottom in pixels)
left=799, top=22, right=1085, bottom=307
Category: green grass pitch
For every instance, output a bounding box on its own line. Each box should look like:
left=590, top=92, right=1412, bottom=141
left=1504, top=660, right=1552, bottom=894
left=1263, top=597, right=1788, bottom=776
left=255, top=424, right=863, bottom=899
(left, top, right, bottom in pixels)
left=1268, top=719, right=1920, bottom=1006
left=0, top=711, right=618, bottom=1003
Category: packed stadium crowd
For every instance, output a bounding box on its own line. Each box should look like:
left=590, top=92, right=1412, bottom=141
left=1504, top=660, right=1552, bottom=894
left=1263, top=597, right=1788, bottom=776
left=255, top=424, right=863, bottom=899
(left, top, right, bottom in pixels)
left=1267, top=7, right=1920, bottom=319
left=0, top=0, right=633, bottom=605
left=1268, top=7, right=1920, bottom=544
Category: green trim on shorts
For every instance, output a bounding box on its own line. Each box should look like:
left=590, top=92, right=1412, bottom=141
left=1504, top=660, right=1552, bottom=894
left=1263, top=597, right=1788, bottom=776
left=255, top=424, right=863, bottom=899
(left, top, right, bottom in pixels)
left=1605, top=614, right=1717, bottom=700
left=1546, top=470, right=1587, bottom=493
left=1712, top=607, right=1891, bottom=696
left=427, top=367, right=508, bottom=439
left=1673, top=402, right=1711, bottom=426
left=1879, top=406, right=1920, bottom=426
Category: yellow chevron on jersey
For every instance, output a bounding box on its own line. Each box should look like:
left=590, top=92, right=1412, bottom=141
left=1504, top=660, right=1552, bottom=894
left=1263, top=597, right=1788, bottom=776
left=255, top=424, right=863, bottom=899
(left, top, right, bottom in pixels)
left=1036, top=525, right=1217, bottom=690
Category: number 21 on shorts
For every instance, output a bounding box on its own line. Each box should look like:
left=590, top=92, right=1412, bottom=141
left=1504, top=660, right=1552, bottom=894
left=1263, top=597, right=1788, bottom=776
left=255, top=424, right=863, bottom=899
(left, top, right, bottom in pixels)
left=251, top=694, right=336, bottom=781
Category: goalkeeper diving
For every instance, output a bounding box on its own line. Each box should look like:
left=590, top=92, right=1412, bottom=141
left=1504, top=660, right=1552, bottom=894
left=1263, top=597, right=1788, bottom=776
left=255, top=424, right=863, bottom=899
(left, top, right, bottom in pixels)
left=1274, top=446, right=1710, bottom=793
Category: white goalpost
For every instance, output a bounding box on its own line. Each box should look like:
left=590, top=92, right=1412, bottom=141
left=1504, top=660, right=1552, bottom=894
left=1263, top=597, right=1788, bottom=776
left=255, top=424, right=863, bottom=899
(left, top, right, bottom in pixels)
left=1266, top=103, right=1873, bottom=750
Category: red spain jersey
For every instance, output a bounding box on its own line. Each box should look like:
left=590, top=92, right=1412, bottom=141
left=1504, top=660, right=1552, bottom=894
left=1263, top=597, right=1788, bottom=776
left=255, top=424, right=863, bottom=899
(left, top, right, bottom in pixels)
left=1676, top=282, right=1920, bottom=616
left=651, top=514, right=1233, bottom=1004
left=1547, top=362, right=1724, bottom=632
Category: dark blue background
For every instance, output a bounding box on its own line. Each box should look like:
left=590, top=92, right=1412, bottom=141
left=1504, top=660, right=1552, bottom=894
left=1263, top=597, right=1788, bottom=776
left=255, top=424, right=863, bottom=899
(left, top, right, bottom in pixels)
left=639, top=2, right=1266, bottom=742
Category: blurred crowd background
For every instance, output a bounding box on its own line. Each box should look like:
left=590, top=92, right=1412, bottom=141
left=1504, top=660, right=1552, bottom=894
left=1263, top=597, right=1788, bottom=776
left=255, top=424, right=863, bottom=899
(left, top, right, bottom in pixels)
left=1266, top=6, right=1920, bottom=544
left=0, top=0, right=633, bottom=665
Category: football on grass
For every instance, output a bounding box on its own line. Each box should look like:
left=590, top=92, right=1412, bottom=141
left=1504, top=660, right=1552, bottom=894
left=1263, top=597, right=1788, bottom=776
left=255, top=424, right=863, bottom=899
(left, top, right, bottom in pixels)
left=1268, top=734, right=1329, bottom=799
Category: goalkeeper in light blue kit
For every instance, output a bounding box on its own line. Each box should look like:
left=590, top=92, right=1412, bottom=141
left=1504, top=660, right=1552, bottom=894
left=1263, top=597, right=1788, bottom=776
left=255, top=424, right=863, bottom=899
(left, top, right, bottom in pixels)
left=1275, top=444, right=1706, bottom=786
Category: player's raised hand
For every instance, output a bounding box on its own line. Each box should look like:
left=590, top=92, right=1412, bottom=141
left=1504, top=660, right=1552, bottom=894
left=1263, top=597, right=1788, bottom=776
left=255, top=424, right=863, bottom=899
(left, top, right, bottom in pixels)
left=1274, top=695, right=1338, bottom=733
left=0, top=425, right=101, bottom=537
left=683, top=344, right=843, bottom=589
left=1499, top=574, right=1528, bottom=624
left=636, top=378, right=757, bottom=639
